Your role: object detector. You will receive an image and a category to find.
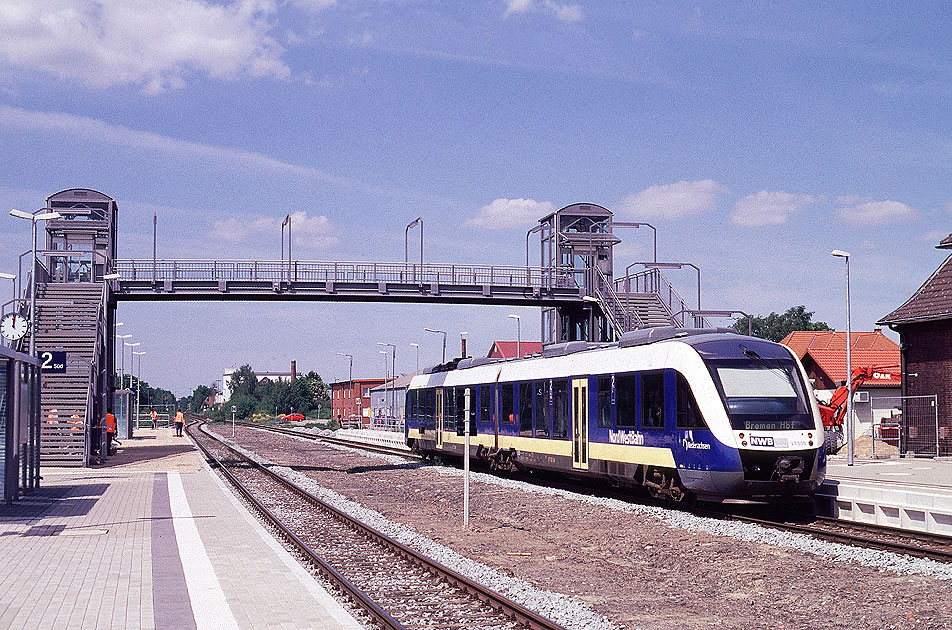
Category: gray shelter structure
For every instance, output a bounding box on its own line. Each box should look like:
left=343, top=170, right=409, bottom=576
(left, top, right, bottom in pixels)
left=1, top=344, right=41, bottom=503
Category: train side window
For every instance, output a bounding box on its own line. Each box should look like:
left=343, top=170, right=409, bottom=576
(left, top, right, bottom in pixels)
left=615, top=373, right=636, bottom=428
left=676, top=373, right=707, bottom=429
left=519, top=382, right=533, bottom=436
left=409, top=390, right=417, bottom=423
left=479, top=385, right=491, bottom=425
left=500, top=383, right=515, bottom=423
left=552, top=380, right=570, bottom=439
left=596, top=375, right=612, bottom=428
left=641, top=373, right=665, bottom=429
left=424, top=388, right=436, bottom=430
left=446, top=387, right=456, bottom=427
left=534, top=380, right=550, bottom=437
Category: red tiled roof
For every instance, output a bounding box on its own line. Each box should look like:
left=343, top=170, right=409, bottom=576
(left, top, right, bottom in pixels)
left=781, top=330, right=897, bottom=357
left=805, top=348, right=901, bottom=386
left=879, top=253, right=952, bottom=325
left=781, top=330, right=900, bottom=387
left=488, top=341, right=543, bottom=359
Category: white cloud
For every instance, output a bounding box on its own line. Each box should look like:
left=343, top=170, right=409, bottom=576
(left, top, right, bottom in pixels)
left=731, top=191, right=815, bottom=227
left=543, top=1, right=583, bottom=22
left=0, top=0, right=289, bottom=92
left=614, top=180, right=727, bottom=220
left=835, top=200, right=916, bottom=225
left=465, top=198, right=554, bottom=228
left=289, top=0, right=337, bottom=11
left=502, top=0, right=581, bottom=22
left=209, top=211, right=338, bottom=249
left=919, top=230, right=948, bottom=243
left=503, top=0, right=533, bottom=16
left=0, top=104, right=357, bottom=187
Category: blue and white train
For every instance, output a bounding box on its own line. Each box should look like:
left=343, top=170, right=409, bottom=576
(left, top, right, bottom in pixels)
left=405, top=327, right=826, bottom=503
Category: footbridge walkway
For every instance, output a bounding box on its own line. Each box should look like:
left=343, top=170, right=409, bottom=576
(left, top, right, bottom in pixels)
left=111, top=259, right=585, bottom=305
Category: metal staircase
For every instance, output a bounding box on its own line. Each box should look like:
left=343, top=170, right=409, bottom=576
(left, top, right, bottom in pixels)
left=34, top=282, right=107, bottom=466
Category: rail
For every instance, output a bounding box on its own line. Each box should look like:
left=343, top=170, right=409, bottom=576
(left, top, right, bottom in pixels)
left=114, top=258, right=577, bottom=290
left=191, top=420, right=568, bottom=630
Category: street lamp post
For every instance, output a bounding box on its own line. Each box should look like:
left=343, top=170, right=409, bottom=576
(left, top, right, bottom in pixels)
left=281, top=213, right=292, bottom=282
left=525, top=224, right=544, bottom=267
left=336, top=353, right=353, bottom=424
left=832, top=249, right=854, bottom=466
left=10, top=207, right=62, bottom=356
left=377, top=342, right=396, bottom=421
left=405, top=217, right=424, bottom=277
left=133, top=351, right=146, bottom=431
left=117, top=334, right=132, bottom=389
left=124, top=341, right=140, bottom=390
left=409, top=343, right=419, bottom=373
left=424, top=327, right=446, bottom=363
left=508, top=314, right=521, bottom=358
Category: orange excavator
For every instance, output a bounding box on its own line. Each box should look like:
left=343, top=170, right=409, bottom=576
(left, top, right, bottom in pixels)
left=817, top=364, right=900, bottom=427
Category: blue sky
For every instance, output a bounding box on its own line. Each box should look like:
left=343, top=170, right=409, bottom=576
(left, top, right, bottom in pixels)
left=1, top=1, right=950, bottom=395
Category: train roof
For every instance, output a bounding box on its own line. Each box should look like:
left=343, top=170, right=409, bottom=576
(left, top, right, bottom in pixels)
left=419, top=327, right=769, bottom=376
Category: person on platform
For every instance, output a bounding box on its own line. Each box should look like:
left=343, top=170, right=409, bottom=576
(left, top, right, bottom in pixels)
left=105, top=408, right=117, bottom=456
left=174, top=409, right=185, bottom=437
left=150, top=409, right=157, bottom=430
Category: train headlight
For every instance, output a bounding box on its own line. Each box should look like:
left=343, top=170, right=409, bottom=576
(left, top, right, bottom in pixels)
left=741, top=441, right=747, bottom=447
left=738, top=433, right=745, bottom=440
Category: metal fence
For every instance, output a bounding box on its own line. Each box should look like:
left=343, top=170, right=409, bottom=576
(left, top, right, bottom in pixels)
left=1, top=344, right=41, bottom=504
left=871, top=395, right=940, bottom=458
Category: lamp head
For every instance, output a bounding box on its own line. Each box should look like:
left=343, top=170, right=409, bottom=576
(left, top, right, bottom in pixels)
left=35, top=211, right=61, bottom=221
left=409, top=343, right=419, bottom=348
left=831, top=249, right=851, bottom=258
left=0, top=272, right=14, bottom=280
left=103, top=273, right=121, bottom=280
left=508, top=314, right=520, bottom=320
left=9, top=208, right=32, bottom=219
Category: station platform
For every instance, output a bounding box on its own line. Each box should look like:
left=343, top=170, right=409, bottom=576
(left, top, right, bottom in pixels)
left=333, top=427, right=408, bottom=450
left=0, top=428, right=362, bottom=630
left=817, top=455, right=952, bottom=536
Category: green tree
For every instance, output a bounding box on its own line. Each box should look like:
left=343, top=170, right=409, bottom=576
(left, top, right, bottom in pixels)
left=229, top=364, right=258, bottom=398
left=189, top=385, right=213, bottom=412
left=731, top=305, right=832, bottom=342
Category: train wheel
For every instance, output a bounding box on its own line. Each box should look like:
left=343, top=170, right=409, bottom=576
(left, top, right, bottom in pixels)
left=644, top=466, right=694, bottom=505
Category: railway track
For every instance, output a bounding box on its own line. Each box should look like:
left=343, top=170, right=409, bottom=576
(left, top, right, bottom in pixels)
left=219, top=419, right=952, bottom=565
left=185, top=420, right=567, bottom=630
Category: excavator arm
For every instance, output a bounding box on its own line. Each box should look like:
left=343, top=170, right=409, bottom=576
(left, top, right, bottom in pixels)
left=817, top=364, right=900, bottom=427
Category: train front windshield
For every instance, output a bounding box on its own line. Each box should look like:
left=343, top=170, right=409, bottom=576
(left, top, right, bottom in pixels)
left=705, top=358, right=814, bottom=431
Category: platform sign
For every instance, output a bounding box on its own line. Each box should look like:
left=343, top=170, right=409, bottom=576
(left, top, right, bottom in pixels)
left=40, top=350, right=67, bottom=373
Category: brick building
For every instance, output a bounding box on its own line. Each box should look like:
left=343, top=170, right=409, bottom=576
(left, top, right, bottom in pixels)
left=879, top=234, right=952, bottom=456
left=330, top=378, right=385, bottom=426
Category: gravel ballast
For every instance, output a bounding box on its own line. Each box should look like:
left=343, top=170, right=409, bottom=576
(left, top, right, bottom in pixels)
left=216, top=426, right=952, bottom=629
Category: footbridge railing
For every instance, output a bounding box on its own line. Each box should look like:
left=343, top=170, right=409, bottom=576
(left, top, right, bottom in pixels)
left=112, top=259, right=583, bottom=304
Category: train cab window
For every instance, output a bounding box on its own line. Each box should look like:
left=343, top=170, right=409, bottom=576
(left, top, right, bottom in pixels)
left=478, top=386, right=491, bottom=425
left=615, top=373, right=636, bottom=428
left=519, top=382, right=533, bottom=436
left=676, top=373, right=707, bottom=429
left=641, top=373, right=665, bottom=429
left=499, top=383, right=515, bottom=423
left=552, top=380, right=570, bottom=439
left=534, top=380, right=550, bottom=437
left=409, top=390, right=418, bottom=423
left=596, top=375, right=612, bottom=428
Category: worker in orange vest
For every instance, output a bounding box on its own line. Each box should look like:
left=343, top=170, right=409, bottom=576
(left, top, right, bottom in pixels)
left=105, top=408, right=117, bottom=456
left=150, top=409, right=158, bottom=430
left=174, top=409, right=185, bottom=437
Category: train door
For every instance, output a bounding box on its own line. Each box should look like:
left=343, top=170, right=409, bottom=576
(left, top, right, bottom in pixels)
left=572, top=378, right=589, bottom=470
left=435, top=388, right=444, bottom=448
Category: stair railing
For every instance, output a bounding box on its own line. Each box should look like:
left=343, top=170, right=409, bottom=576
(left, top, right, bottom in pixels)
left=614, top=268, right=710, bottom=327
left=589, top=265, right=644, bottom=337
left=82, top=282, right=109, bottom=465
